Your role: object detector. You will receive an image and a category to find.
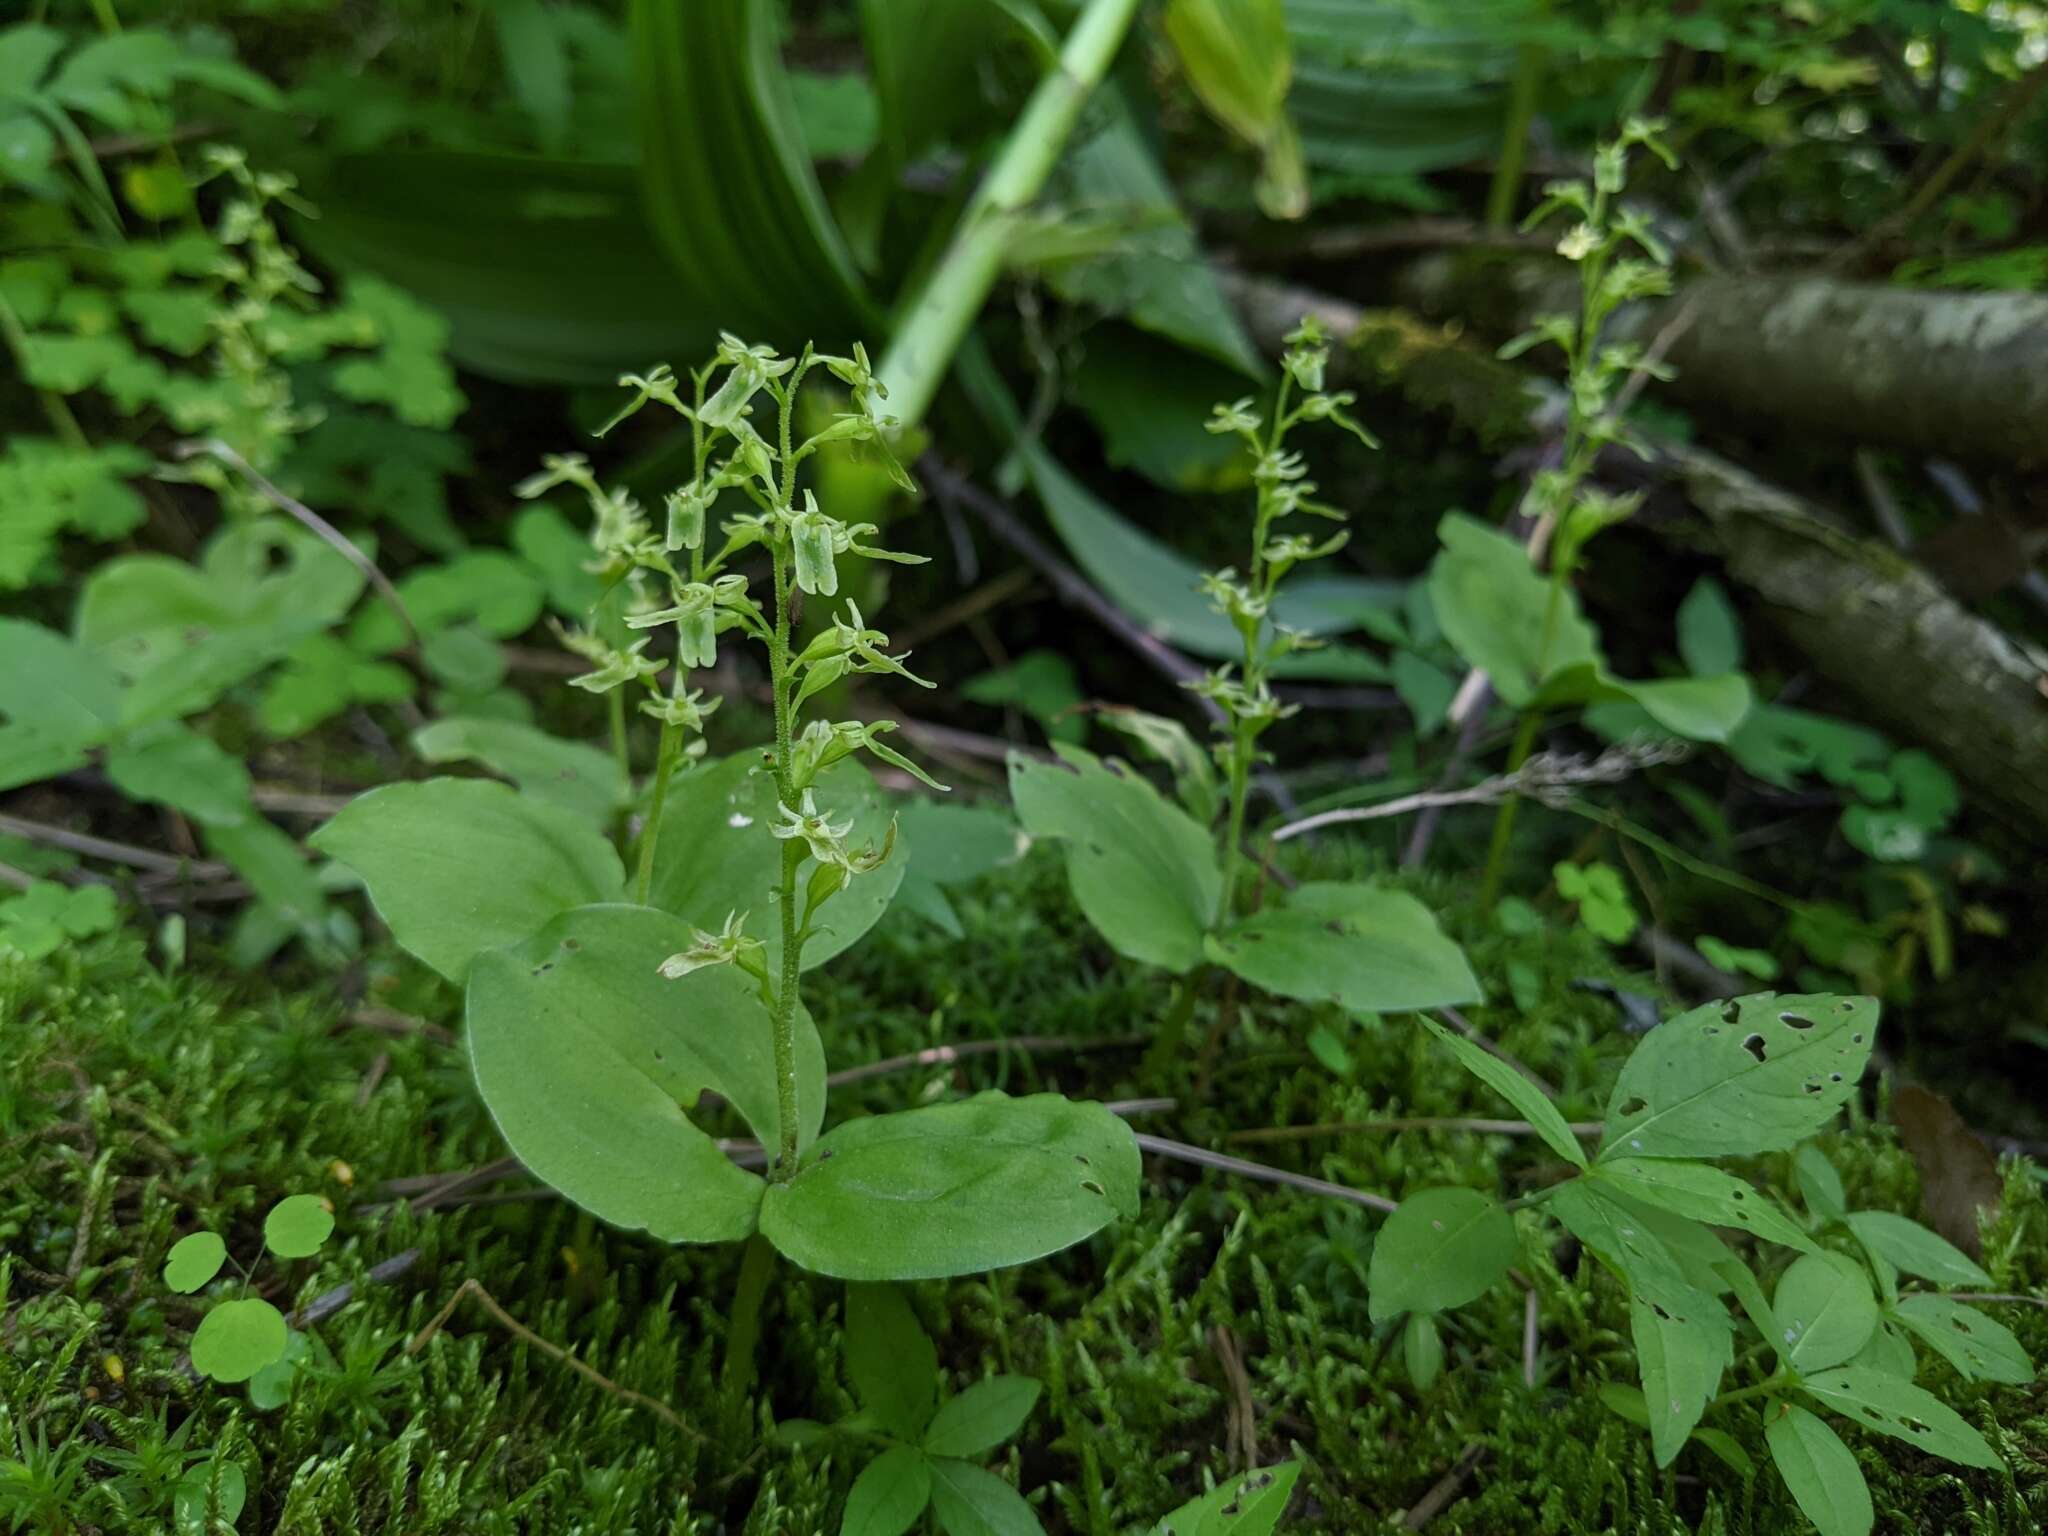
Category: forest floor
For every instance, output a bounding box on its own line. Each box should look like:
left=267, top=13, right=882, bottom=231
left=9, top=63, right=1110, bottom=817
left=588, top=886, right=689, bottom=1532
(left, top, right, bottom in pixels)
left=6, top=846, right=2046, bottom=1535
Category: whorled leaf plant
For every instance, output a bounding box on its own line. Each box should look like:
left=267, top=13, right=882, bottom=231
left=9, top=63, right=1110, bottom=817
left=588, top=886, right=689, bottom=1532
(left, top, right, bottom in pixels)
left=1012, top=320, right=1481, bottom=1065
left=313, top=339, right=1140, bottom=1392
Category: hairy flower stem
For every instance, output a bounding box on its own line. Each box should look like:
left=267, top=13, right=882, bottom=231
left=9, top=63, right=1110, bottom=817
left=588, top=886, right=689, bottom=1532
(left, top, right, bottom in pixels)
left=632, top=720, right=683, bottom=905
left=766, top=529, right=803, bottom=1177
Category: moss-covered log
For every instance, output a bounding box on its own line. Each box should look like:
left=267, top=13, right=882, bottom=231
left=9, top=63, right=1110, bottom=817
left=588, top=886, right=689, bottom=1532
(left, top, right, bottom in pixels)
left=1225, top=273, right=2048, bottom=837
left=1389, top=253, right=2048, bottom=467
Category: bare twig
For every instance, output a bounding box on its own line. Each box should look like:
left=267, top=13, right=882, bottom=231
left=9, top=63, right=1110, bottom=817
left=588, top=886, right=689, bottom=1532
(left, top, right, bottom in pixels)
left=406, top=1278, right=702, bottom=1441
left=1943, top=1292, right=2048, bottom=1309
left=920, top=455, right=1225, bottom=724
left=0, top=813, right=231, bottom=879
left=341, top=1007, right=455, bottom=1046
left=1134, top=1133, right=1397, bottom=1214
left=825, top=1033, right=1146, bottom=1088
left=174, top=437, right=422, bottom=651
left=1229, top=1116, right=1600, bottom=1146
left=1273, top=743, right=1685, bottom=843
left=294, top=1247, right=421, bottom=1329
left=1399, top=1442, right=1489, bottom=1530
left=1522, top=1286, right=1540, bottom=1388
left=1210, top=1324, right=1259, bottom=1470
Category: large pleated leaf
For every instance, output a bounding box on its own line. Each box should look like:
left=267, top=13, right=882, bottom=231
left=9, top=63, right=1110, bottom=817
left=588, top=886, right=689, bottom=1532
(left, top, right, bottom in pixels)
left=631, top=0, right=873, bottom=350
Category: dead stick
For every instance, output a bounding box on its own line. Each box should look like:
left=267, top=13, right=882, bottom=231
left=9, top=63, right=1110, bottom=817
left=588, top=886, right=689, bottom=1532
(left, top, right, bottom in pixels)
left=1230, top=1116, right=1600, bottom=1145
left=1135, top=1133, right=1397, bottom=1214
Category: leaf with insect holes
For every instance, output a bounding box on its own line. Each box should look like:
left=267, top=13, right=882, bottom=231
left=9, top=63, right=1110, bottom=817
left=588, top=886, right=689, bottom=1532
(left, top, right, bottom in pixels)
left=1147, top=1462, right=1300, bottom=1536
left=1844, top=1212, right=1991, bottom=1288
left=1798, top=1366, right=2000, bottom=1468
left=926, top=1457, right=1041, bottom=1536
left=311, top=778, right=625, bottom=982
left=1599, top=993, right=1878, bottom=1161
left=1589, top=1159, right=1817, bottom=1252
left=465, top=904, right=832, bottom=1244
left=262, top=1195, right=333, bottom=1259
left=1206, top=881, right=1479, bottom=1014
left=1546, top=1181, right=1728, bottom=1329
left=759, top=1093, right=1139, bottom=1281
left=1367, top=1187, right=1517, bottom=1324
left=845, top=1284, right=937, bottom=1440
left=1766, top=1402, right=1873, bottom=1536
left=1008, top=746, right=1220, bottom=974
left=163, top=1232, right=226, bottom=1294
left=190, top=1298, right=288, bottom=1383
left=843, top=1444, right=932, bottom=1536
left=1774, top=1252, right=1879, bottom=1372
left=924, top=1376, right=1041, bottom=1458
left=1420, top=1015, right=1586, bottom=1169
left=1891, top=1295, right=2033, bottom=1385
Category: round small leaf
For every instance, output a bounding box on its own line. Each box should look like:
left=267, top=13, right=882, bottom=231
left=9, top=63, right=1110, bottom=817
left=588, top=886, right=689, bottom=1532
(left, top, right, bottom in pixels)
left=1367, top=1187, right=1516, bottom=1325
left=190, top=1298, right=289, bottom=1384
left=263, top=1195, right=335, bottom=1259
left=1775, top=1252, right=1879, bottom=1373
left=163, top=1232, right=227, bottom=1294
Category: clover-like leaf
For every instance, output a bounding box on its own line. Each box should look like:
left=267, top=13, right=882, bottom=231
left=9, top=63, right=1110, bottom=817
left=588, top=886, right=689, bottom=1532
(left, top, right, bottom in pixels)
left=163, top=1232, right=227, bottom=1294
left=262, top=1195, right=334, bottom=1260
left=190, top=1298, right=288, bottom=1384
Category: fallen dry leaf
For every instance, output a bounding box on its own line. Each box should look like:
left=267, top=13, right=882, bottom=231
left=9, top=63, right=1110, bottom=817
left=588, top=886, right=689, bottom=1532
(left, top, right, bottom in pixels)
left=1893, top=1082, right=2002, bottom=1259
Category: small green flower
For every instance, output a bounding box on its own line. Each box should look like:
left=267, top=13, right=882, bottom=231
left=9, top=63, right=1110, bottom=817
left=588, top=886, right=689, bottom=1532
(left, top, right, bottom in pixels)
left=566, top=637, right=662, bottom=695
left=657, top=911, right=766, bottom=980
left=786, top=491, right=842, bottom=597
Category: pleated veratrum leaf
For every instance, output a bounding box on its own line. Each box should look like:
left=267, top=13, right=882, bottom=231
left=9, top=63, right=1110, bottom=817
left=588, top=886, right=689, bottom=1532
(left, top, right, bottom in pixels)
left=305, top=153, right=703, bottom=385
left=1765, top=1402, right=1873, bottom=1536
left=632, top=0, right=874, bottom=351
left=1598, top=993, right=1879, bottom=1160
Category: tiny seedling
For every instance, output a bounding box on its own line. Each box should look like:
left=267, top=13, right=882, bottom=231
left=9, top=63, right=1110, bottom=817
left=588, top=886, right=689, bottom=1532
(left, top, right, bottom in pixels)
left=312, top=339, right=1140, bottom=1391
left=783, top=1284, right=1050, bottom=1536
left=1366, top=992, right=2032, bottom=1536
left=1012, top=321, right=1481, bottom=1061
left=164, top=1192, right=335, bottom=1401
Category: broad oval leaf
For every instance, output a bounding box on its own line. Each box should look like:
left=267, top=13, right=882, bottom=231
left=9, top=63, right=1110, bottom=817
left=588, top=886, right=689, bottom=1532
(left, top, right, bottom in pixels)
left=1765, top=1402, right=1873, bottom=1536
left=1146, top=1462, right=1300, bottom=1536
left=464, top=904, right=831, bottom=1243
left=1206, top=881, right=1478, bottom=1014
left=1774, top=1252, right=1879, bottom=1373
left=646, top=753, right=905, bottom=973
left=1419, top=1015, right=1586, bottom=1168
left=163, top=1232, right=226, bottom=1294
left=1599, top=993, right=1878, bottom=1160
left=923, top=1375, right=1041, bottom=1458
left=1008, top=746, right=1219, bottom=974
left=1367, top=1187, right=1516, bottom=1324
left=262, top=1194, right=334, bottom=1259
left=758, top=1093, right=1139, bottom=1280
left=311, top=778, right=625, bottom=982
left=843, top=1444, right=932, bottom=1536
left=846, top=1284, right=937, bottom=1440
left=1844, top=1211, right=1991, bottom=1289
left=190, top=1298, right=288, bottom=1384
left=412, top=716, right=627, bottom=825
left=1891, top=1295, right=2033, bottom=1385
left=926, top=1457, right=1040, bottom=1536
left=1590, top=1159, right=1817, bottom=1252
left=1798, top=1366, right=2000, bottom=1469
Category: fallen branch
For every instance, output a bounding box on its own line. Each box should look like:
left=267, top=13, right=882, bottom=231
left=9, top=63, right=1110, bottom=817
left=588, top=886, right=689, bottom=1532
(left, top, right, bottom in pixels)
left=1229, top=1116, right=1601, bottom=1146
left=1134, top=1133, right=1397, bottom=1214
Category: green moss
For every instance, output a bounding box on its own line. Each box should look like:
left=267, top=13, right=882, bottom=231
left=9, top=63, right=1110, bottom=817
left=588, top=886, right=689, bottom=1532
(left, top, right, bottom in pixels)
left=3, top=850, right=2043, bottom=1533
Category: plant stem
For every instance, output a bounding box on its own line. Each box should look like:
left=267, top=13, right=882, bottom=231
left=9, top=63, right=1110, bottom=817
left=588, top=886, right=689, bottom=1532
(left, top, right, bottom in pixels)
left=1710, top=1374, right=1791, bottom=1412
left=721, top=1234, right=776, bottom=1405
left=1141, top=973, right=1202, bottom=1080
left=632, top=719, right=683, bottom=905
left=766, top=545, right=803, bottom=1179
left=1477, top=710, right=1542, bottom=908
left=1214, top=725, right=1255, bottom=926
left=1485, top=38, right=1545, bottom=229
left=607, top=690, right=629, bottom=782
left=874, top=0, right=1144, bottom=428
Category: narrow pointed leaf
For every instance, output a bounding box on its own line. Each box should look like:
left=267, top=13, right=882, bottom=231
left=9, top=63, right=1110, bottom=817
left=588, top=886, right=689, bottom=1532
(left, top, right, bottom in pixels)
left=1420, top=1015, right=1586, bottom=1168
left=1798, top=1366, right=2000, bottom=1469
left=1891, top=1295, right=2033, bottom=1385
left=1765, top=1402, right=1873, bottom=1536
left=843, top=1445, right=932, bottom=1536
left=923, top=1376, right=1042, bottom=1457
left=1591, top=1158, right=1817, bottom=1252
left=845, top=1284, right=937, bottom=1440
left=1844, top=1212, right=1991, bottom=1289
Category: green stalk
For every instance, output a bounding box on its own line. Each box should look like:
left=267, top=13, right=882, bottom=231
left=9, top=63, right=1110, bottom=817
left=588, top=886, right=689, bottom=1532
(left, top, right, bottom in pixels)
left=766, top=538, right=803, bottom=1178
left=1485, top=39, right=1545, bottom=230
left=721, top=1233, right=776, bottom=1406
left=607, top=690, right=630, bottom=782
left=632, top=719, right=683, bottom=904
left=874, top=0, right=1144, bottom=428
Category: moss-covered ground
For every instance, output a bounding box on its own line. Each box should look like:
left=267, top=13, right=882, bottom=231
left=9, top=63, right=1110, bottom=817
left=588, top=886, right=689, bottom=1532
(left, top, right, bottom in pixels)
left=5, top=846, right=2044, bottom=1534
